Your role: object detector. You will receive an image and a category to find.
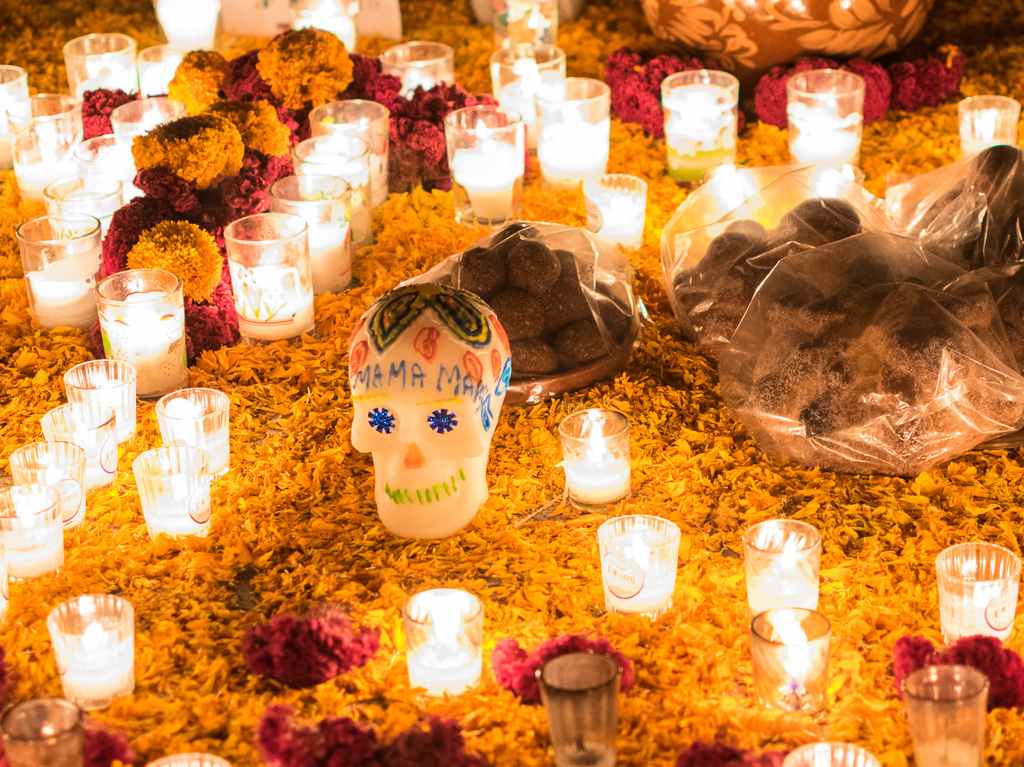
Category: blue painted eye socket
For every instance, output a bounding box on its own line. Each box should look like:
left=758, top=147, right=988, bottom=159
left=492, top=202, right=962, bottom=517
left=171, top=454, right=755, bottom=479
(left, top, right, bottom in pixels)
left=368, top=407, right=396, bottom=434
left=427, top=408, right=458, bottom=434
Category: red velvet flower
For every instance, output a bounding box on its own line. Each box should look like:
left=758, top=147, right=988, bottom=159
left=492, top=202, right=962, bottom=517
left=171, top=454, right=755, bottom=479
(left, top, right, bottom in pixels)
left=101, top=196, right=177, bottom=277
left=219, top=149, right=293, bottom=220
left=83, top=723, right=135, bottom=767
left=677, top=742, right=788, bottom=767
left=223, top=50, right=274, bottom=102
left=82, top=88, right=135, bottom=139
left=341, top=54, right=403, bottom=113
left=889, top=50, right=965, bottom=112
left=136, top=167, right=202, bottom=215
left=185, top=280, right=240, bottom=361
left=382, top=719, right=486, bottom=767
left=844, top=59, right=892, bottom=123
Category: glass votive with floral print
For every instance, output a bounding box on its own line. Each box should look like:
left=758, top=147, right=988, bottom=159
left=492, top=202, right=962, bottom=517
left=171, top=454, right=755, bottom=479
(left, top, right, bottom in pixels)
left=661, top=69, right=739, bottom=183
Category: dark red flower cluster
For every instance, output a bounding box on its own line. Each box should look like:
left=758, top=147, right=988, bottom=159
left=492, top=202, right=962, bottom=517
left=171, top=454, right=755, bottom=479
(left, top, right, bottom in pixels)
left=0, top=647, right=8, bottom=707
left=676, top=742, right=788, bottom=767
left=82, top=88, right=135, bottom=139
left=341, top=54, right=404, bottom=113
left=257, top=706, right=485, bottom=767
left=604, top=48, right=708, bottom=138
left=892, top=634, right=1024, bottom=709
left=219, top=150, right=295, bottom=219
left=136, top=167, right=202, bottom=215
left=243, top=605, right=380, bottom=688
left=83, top=723, right=135, bottom=767
left=889, top=47, right=966, bottom=112
left=491, top=634, right=636, bottom=704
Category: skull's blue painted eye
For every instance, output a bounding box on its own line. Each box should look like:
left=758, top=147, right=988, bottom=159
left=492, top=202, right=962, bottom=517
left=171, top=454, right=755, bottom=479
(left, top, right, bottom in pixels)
left=427, top=408, right=458, bottom=434
left=368, top=407, right=396, bottom=434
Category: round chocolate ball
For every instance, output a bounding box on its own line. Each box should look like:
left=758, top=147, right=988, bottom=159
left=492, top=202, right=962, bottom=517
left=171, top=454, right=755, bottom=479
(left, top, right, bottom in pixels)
left=489, top=288, right=545, bottom=341
left=725, top=219, right=768, bottom=241
left=778, top=197, right=862, bottom=246
left=458, top=246, right=507, bottom=299
left=554, top=319, right=608, bottom=367
left=507, top=239, right=561, bottom=294
left=539, top=250, right=592, bottom=333
left=511, top=338, right=560, bottom=375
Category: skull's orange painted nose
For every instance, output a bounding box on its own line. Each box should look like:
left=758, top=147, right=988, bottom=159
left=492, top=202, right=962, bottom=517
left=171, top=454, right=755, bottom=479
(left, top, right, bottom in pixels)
left=403, top=443, right=425, bottom=469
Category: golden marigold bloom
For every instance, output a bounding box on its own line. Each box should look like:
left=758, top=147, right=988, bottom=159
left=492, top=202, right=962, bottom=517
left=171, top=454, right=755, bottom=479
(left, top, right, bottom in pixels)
left=168, top=50, right=229, bottom=114
left=126, top=220, right=223, bottom=303
left=207, top=99, right=291, bottom=158
left=256, top=28, right=353, bottom=110
left=133, top=115, right=245, bottom=190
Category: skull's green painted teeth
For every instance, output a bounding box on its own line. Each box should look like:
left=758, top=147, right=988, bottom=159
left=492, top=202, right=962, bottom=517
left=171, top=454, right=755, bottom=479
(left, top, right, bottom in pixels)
left=385, top=468, right=468, bottom=505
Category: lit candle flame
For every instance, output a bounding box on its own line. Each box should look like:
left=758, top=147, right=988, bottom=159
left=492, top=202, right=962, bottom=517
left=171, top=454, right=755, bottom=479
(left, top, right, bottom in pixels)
left=768, top=610, right=812, bottom=684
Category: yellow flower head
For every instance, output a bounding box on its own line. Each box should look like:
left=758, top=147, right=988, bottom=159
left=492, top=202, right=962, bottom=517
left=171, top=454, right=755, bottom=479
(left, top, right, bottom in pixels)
left=207, top=99, right=291, bottom=158
left=133, top=114, right=245, bottom=190
left=168, top=50, right=229, bottom=115
left=256, top=28, right=353, bottom=111
left=126, top=220, right=223, bottom=303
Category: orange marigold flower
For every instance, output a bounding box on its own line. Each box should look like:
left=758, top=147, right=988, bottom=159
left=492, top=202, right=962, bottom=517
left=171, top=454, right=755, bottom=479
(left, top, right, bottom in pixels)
left=126, top=220, right=223, bottom=303
left=133, top=114, right=245, bottom=190
left=207, top=99, right=291, bottom=158
left=256, top=28, right=353, bottom=110
left=168, top=50, right=229, bottom=115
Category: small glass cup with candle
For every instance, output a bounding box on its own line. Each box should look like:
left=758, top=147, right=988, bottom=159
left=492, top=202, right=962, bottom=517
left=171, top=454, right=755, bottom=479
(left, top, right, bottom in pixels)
left=156, top=388, right=231, bottom=476
left=445, top=105, right=525, bottom=226
left=44, top=178, right=123, bottom=236
left=598, top=515, right=680, bottom=619
left=9, top=443, right=87, bottom=529
left=63, top=34, right=138, bottom=99
left=903, top=665, right=988, bottom=767
left=959, top=95, right=1021, bottom=157
left=292, top=134, right=372, bottom=244
left=133, top=445, right=212, bottom=538
left=558, top=408, right=630, bottom=508
left=138, top=45, right=184, bottom=97
left=41, top=403, right=118, bottom=491
left=47, top=594, right=135, bottom=711
left=309, top=99, right=390, bottom=207
left=490, top=44, right=566, bottom=151
left=0, top=65, right=30, bottom=170
left=0, top=552, right=7, bottom=621
left=17, top=214, right=101, bottom=330
left=782, top=743, right=881, bottom=767
left=537, top=77, right=611, bottom=189
left=96, top=269, right=189, bottom=399
left=110, top=97, right=187, bottom=140
left=538, top=653, right=619, bottom=767
left=935, top=541, right=1020, bottom=643
left=584, top=174, right=647, bottom=250
left=63, top=359, right=138, bottom=443
left=0, top=698, right=85, bottom=767
left=270, top=174, right=352, bottom=294
left=74, top=135, right=141, bottom=201
left=661, top=69, right=739, bottom=183
left=225, top=213, right=316, bottom=342
left=494, top=0, right=558, bottom=48
left=743, top=519, right=822, bottom=616
left=292, top=0, right=360, bottom=50
left=380, top=41, right=455, bottom=98
left=0, top=484, right=63, bottom=580
left=147, top=756, right=232, bottom=767
left=750, top=607, right=831, bottom=713
left=403, top=588, right=483, bottom=697
left=154, top=0, right=221, bottom=51
left=787, top=69, right=865, bottom=169
left=11, top=94, right=83, bottom=203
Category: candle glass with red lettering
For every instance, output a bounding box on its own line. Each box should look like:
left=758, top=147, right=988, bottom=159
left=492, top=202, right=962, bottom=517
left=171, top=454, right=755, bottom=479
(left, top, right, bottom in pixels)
left=9, top=442, right=87, bottom=529
left=63, top=359, right=138, bottom=444
left=0, top=698, right=84, bottom=767
left=309, top=99, right=390, bottom=207
left=137, top=45, right=184, bottom=97
left=750, top=607, right=830, bottom=713
left=380, top=41, right=455, bottom=97
left=490, top=44, right=566, bottom=151
left=598, top=515, right=680, bottom=619
left=62, top=34, right=138, bottom=99
left=133, top=446, right=212, bottom=538
left=743, top=519, right=821, bottom=616
left=445, top=106, right=525, bottom=226
left=44, top=178, right=123, bottom=236
left=156, top=388, right=231, bottom=476
left=936, top=541, right=1020, bottom=643
left=559, top=408, right=630, bottom=508
left=110, top=97, right=186, bottom=140
left=0, top=65, right=29, bottom=170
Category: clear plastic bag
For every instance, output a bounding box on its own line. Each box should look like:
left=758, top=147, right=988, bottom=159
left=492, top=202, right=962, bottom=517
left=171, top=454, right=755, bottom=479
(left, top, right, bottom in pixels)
left=719, top=232, right=1024, bottom=475
left=409, top=221, right=641, bottom=404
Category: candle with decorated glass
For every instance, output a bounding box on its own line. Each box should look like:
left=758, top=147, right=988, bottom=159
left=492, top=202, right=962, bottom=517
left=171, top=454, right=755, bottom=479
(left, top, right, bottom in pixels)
left=598, top=515, right=680, bottom=618
left=661, top=69, right=739, bottom=182
left=133, top=446, right=212, bottom=538
left=9, top=442, right=87, bottom=529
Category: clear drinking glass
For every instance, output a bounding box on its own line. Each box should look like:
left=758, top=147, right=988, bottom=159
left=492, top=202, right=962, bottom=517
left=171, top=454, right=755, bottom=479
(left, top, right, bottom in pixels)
left=133, top=446, right=212, bottom=538
left=959, top=95, right=1021, bottom=158
left=292, top=134, right=371, bottom=244
left=137, top=45, right=184, bottom=97
left=494, top=0, right=558, bottom=48
left=146, top=756, right=232, bottom=767
left=110, top=96, right=187, bottom=139
left=584, top=174, right=647, bottom=250
left=538, top=652, right=619, bottom=767
left=308, top=99, right=390, bottom=207
left=44, top=178, right=123, bottom=235
left=597, top=515, right=680, bottom=619
left=41, top=403, right=118, bottom=491
left=936, top=541, right=1021, bottom=643
left=154, top=0, right=221, bottom=51
left=0, top=698, right=84, bottom=767
left=787, top=69, right=865, bottom=169
left=292, top=0, right=360, bottom=50
left=403, top=588, right=483, bottom=697
left=0, top=484, right=63, bottom=580
left=0, top=65, right=30, bottom=170
left=0, top=546, right=7, bottom=621
left=63, top=34, right=138, bottom=98
left=750, top=607, right=831, bottom=713
left=559, top=409, right=630, bottom=508
left=156, top=388, right=231, bottom=476
left=904, top=665, right=988, bottom=767
left=9, top=442, right=87, bottom=529
left=74, top=135, right=140, bottom=201
left=11, top=94, right=82, bottom=203
left=490, top=44, right=566, bottom=150
left=17, top=214, right=102, bottom=330
left=782, top=743, right=881, bottom=767
left=537, top=77, right=611, bottom=188
left=743, top=519, right=822, bottom=616
left=661, top=69, right=739, bottom=183
left=380, top=41, right=455, bottom=97
left=63, top=359, right=138, bottom=443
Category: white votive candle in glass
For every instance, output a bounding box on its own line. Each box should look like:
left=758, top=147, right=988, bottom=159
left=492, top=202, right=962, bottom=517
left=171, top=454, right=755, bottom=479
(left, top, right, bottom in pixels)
left=584, top=174, right=647, bottom=249
left=537, top=77, right=610, bottom=188
left=44, top=178, right=123, bottom=236
left=156, top=388, right=231, bottom=476
left=750, top=607, right=831, bottom=713
left=404, top=588, right=483, bottom=697
left=0, top=484, right=63, bottom=580
left=155, top=0, right=221, bottom=51
left=133, top=445, right=212, bottom=538
left=494, top=0, right=558, bottom=48
left=661, top=69, right=739, bottom=183
left=293, top=134, right=371, bottom=244
left=559, top=408, right=630, bottom=508
left=63, top=34, right=138, bottom=98
left=936, top=541, right=1021, bottom=643
left=147, top=755, right=232, bottom=767
left=309, top=99, right=390, bottom=207
left=110, top=96, right=187, bottom=140
left=380, top=41, right=455, bottom=97
left=959, top=95, right=1021, bottom=157
left=63, top=359, right=138, bottom=443
left=41, top=403, right=118, bottom=491
left=11, top=94, right=83, bottom=203
left=0, top=65, right=30, bottom=169
left=47, top=594, right=135, bottom=711
left=743, top=518, right=822, bottom=616
left=96, top=269, right=189, bottom=398
left=782, top=743, right=881, bottom=767
left=74, top=134, right=141, bottom=201
left=598, top=515, right=680, bottom=619
left=787, top=69, right=865, bottom=169
left=138, top=45, right=184, bottom=97
left=9, top=442, right=87, bottom=529
left=491, top=44, right=566, bottom=151
left=292, top=0, right=359, bottom=50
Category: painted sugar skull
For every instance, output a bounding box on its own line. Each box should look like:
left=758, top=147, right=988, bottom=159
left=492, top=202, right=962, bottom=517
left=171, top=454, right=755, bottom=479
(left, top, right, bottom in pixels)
left=349, top=284, right=513, bottom=539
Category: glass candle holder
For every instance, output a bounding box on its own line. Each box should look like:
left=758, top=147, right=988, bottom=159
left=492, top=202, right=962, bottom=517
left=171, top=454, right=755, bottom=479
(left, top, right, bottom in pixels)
left=750, top=607, right=831, bottom=713
left=936, top=541, right=1021, bottom=643
left=292, top=0, right=359, bottom=50
left=225, top=213, right=315, bottom=342
left=292, top=135, right=371, bottom=244
left=787, top=69, right=865, bottom=169
left=959, top=95, right=1021, bottom=158
left=9, top=442, right=87, bottom=529
left=584, top=173, right=647, bottom=249
left=133, top=445, right=212, bottom=538
left=309, top=99, right=390, bottom=207
left=17, top=214, right=102, bottom=330
left=11, top=94, right=82, bottom=203
left=110, top=97, right=187, bottom=140
left=0, top=65, right=30, bottom=170
left=380, top=41, right=455, bottom=97
left=782, top=743, right=881, bottom=767
left=661, top=69, right=739, bottom=183
left=490, top=44, right=566, bottom=150
left=445, top=106, right=525, bottom=226
left=538, top=653, right=619, bottom=767
left=559, top=408, right=630, bottom=508
left=154, top=0, right=221, bottom=51
left=138, top=45, right=184, bottom=97
left=96, top=269, right=189, bottom=398
left=904, top=665, right=988, bottom=767
left=63, top=34, right=138, bottom=98
left=743, top=519, right=822, bottom=616
left=537, top=77, right=611, bottom=188
left=403, top=588, right=483, bottom=697
left=597, top=515, right=680, bottom=619
left=270, top=174, right=352, bottom=294
left=0, top=484, right=63, bottom=580
left=47, top=594, right=135, bottom=711
left=0, top=550, right=7, bottom=621
left=41, top=403, right=118, bottom=490
left=147, top=756, right=232, bottom=767
left=63, top=359, right=138, bottom=443
left=74, top=135, right=141, bottom=201
left=156, top=388, right=230, bottom=476
left=494, top=0, right=558, bottom=48
left=0, top=698, right=84, bottom=767
left=44, top=178, right=123, bottom=236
